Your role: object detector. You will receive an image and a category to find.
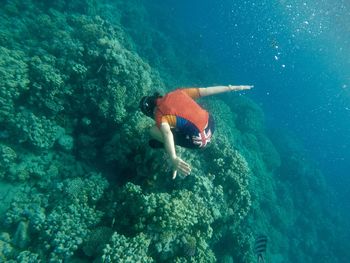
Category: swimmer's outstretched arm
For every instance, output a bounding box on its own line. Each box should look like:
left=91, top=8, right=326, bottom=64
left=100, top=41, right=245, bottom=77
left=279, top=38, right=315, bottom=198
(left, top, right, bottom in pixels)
left=198, top=85, right=253, bottom=97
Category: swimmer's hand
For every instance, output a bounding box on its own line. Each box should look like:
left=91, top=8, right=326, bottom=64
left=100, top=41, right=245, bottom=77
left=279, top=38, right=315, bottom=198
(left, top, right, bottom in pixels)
left=228, top=85, right=254, bottom=91
left=171, top=156, right=191, bottom=179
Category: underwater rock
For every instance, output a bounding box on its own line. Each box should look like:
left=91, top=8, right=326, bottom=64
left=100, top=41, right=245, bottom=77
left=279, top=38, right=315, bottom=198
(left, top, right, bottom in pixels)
left=57, top=133, right=74, bottom=151
left=13, top=221, right=30, bottom=249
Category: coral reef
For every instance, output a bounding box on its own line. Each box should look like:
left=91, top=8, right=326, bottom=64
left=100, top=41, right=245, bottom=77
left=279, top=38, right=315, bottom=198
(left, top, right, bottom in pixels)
left=98, top=232, right=153, bottom=263
left=0, top=232, right=14, bottom=262
left=0, top=47, right=29, bottom=123
left=14, top=110, right=64, bottom=150
left=82, top=226, right=113, bottom=257
left=113, top=183, right=217, bottom=261
left=41, top=202, right=103, bottom=261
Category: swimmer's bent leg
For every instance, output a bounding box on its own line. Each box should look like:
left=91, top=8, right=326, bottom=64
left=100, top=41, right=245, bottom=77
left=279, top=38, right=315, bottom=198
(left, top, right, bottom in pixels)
left=148, top=125, right=198, bottom=149
left=149, top=125, right=164, bottom=148
left=149, top=125, right=164, bottom=143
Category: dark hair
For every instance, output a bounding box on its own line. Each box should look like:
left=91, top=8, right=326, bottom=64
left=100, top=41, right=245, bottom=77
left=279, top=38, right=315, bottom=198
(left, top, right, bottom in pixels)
left=139, top=92, right=162, bottom=118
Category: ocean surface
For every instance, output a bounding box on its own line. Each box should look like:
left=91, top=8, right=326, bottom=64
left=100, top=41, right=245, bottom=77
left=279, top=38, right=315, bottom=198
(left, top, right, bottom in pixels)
left=0, top=0, right=349, bottom=262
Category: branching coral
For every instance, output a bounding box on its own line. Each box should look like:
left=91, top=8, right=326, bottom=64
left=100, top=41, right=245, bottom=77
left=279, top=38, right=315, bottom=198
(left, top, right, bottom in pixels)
left=3, top=169, right=109, bottom=261
left=99, top=232, right=153, bottom=263
left=28, top=55, right=68, bottom=113
left=0, top=144, right=17, bottom=179
left=208, top=137, right=252, bottom=220
left=83, top=36, right=155, bottom=123
left=14, top=110, right=64, bottom=150
left=62, top=13, right=159, bottom=123
left=82, top=226, right=113, bottom=257
left=4, top=187, right=48, bottom=232
left=0, top=232, right=14, bottom=261
left=57, top=172, right=109, bottom=204
left=0, top=47, right=29, bottom=123
left=41, top=202, right=103, bottom=261
left=16, top=250, right=41, bottom=262
left=113, top=182, right=217, bottom=261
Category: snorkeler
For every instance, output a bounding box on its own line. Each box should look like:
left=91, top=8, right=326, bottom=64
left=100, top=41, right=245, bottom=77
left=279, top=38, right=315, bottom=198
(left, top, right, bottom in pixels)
left=139, top=85, right=253, bottom=179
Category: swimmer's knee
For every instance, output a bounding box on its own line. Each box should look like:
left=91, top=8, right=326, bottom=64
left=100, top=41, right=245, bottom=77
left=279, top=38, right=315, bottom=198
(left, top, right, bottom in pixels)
left=149, top=125, right=163, bottom=142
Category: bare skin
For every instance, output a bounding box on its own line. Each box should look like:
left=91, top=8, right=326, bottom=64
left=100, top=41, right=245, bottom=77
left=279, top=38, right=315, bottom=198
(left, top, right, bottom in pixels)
left=150, top=85, right=253, bottom=179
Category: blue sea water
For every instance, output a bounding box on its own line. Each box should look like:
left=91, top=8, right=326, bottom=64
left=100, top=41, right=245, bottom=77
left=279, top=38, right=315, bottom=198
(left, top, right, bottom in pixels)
left=151, top=0, right=350, bottom=202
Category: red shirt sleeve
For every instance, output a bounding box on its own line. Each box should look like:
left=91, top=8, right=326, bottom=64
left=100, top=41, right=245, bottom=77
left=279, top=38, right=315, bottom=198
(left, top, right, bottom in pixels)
left=180, top=88, right=201, bottom=99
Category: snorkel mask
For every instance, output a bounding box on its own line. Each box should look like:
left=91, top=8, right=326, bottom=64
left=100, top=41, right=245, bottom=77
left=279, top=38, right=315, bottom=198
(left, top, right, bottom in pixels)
left=139, top=92, right=161, bottom=118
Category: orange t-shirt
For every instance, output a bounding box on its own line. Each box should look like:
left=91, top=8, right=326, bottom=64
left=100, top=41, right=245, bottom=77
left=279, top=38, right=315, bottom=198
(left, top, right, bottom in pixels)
left=160, top=88, right=201, bottom=127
